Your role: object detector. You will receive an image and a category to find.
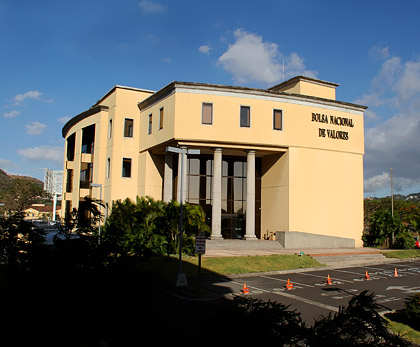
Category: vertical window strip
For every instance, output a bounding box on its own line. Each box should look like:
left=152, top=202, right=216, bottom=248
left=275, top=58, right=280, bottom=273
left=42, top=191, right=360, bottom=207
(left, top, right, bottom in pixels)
left=202, top=103, right=213, bottom=125
left=240, top=106, right=250, bottom=127
left=159, top=108, right=164, bottom=129
left=148, top=114, right=153, bottom=134
left=273, top=109, right=282, bottom=130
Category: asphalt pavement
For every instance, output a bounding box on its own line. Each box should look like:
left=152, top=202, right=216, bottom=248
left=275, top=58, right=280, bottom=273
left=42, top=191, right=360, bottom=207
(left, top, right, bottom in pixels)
left=198, top=239, right=420, bottom=324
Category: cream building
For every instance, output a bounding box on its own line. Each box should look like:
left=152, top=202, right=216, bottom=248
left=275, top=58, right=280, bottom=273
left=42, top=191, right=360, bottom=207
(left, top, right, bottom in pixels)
left=61, top=76, right=366, bottom=248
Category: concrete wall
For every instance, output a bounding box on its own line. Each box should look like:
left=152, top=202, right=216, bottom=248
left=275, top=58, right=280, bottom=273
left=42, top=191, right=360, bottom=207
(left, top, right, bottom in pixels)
left=276, top=231, right=355, bottom=249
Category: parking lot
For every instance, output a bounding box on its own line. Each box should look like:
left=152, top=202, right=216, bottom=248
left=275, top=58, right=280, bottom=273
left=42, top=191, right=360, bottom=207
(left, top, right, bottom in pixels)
left=203, top=259, right=420, bottom=323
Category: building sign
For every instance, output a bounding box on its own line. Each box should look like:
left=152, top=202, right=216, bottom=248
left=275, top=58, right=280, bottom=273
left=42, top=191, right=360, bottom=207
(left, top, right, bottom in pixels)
left=311, top=113, right=354, bottom=141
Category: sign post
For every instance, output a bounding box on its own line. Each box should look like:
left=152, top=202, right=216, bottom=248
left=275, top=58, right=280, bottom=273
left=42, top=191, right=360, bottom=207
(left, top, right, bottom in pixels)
left=195, top=232, right=206, bottom=286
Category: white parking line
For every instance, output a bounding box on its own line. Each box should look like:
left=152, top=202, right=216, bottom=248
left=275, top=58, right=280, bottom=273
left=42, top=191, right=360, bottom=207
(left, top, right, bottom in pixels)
left=331, top=268, right=383, bottom=277
left=259, top=275, right=314, bottom=288
left=272, top=290, right=339, bottom=312
left=298, top=272, right=353, bottom=283
left=231, top=280, right=338, bottom=312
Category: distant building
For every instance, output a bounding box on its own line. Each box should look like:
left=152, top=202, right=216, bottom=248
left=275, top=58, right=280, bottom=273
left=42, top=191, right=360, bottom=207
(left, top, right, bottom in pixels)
left=61, top=76, right=366, bottom=248
left=24, top=204, right=61, bottom=221
left=44, top=169, right=63, bottom=199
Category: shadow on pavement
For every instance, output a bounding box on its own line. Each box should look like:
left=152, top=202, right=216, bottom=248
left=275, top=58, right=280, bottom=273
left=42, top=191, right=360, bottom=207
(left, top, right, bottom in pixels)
left=1, top=257, right=243, bottom=347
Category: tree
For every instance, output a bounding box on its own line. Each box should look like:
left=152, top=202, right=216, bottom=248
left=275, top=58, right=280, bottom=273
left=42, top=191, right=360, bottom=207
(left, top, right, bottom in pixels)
left=0, top=212, right=46, bottom=269
left=2, top=178, right=47, bottom=212
left=363, top=210, right=406, bottom=248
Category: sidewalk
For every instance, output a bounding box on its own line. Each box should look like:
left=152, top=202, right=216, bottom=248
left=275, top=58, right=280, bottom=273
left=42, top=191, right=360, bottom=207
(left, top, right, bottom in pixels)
left=203, top=239, right=396, bottom=267
left=204, top=239, right=385, bottom=257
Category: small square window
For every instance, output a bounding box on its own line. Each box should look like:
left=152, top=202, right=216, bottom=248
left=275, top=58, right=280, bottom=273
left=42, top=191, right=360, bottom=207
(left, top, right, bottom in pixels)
left=159, top=108, right=164, bottom=130
left=240, top=106, right=250, bottom=127
left=122, top=158, right=132, bottom=178
left=202, top=103, right=213, bottom=125
left=148, top=114, right=153, bottom=134
left=124, top=118, right=133, bottom=137
left=273, top=109, right=282, bottom=130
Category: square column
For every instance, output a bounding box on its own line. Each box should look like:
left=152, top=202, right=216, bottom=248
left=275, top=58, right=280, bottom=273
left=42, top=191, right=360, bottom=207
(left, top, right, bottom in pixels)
left=176, top=147, right=187, bottom=204
left=163, top=153, right=173, bottom=202
left=245, top=150, right=257, bottom=240
left=211, top=148, right=223, bottom=239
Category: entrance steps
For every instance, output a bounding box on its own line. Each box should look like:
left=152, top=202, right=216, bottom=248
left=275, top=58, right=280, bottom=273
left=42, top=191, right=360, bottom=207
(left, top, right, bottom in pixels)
left=309, top=252, right=391, bottom=267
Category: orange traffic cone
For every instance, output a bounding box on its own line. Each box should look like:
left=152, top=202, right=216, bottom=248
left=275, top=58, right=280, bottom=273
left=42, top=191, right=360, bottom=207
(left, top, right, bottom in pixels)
left=241, top=283, right=249, bottom=294
left=286, top=278, right=294, bottom=290
left=394, top=268, right=399, bottom=277
left=364, top=271, right=370, bottom=280
left=326, top=274, right=332, bottom=285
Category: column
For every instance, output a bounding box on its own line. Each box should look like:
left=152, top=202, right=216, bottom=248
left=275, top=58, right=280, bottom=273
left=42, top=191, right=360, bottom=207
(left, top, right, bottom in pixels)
left=163, top=152, right=173, bottom=202
left=245, top=150, right=257, bottom=240
left=177, top=147, right=187, bottom=204
left=211, top=148, right=223, bottom=239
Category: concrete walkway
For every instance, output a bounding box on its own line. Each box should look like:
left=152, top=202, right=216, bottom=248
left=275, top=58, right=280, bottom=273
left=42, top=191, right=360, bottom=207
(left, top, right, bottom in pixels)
left=203, top=239, right=396, bottom=267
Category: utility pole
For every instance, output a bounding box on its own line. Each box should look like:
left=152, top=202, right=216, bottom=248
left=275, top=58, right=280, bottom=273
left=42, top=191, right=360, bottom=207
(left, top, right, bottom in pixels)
left=391, top=168, right=394, bottom=246
left=391, top=168, right=394, bottom=217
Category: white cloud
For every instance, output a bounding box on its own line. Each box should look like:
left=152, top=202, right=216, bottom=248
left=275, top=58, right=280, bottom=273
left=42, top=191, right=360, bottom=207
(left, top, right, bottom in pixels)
left=364, top=172, right=420, bottom=193
left=13, top=90, right=43, bottom=105
left=3, top=110, right=20, bottom=118
left=139, top=0, right=167, bottom=14
left=369, top=46, right=390, bottom=60
left=199, top=45, right=212, bottom=55
left=18, top=145, right=63, bottom=164
left=161, top=57, right=172, bottom=63
left=57, top=116, right=70, bottom=124
left=26, top=121, right=47, bottom=135
left=361, top=47, right=420, bottom=195
left=0, top=158, right=14, bottom=171
left=218, top=29, right=317, bottom=86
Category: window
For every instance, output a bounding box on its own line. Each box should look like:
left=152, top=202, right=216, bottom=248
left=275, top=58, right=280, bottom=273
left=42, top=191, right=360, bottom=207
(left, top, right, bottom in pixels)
left=81, top=124, right=95, bottom=154
left=66, top=169, right=73, bottom=193
left=106, top=158, right=110, bottom=178
left=202, top=103, right=213, bottom=125
left=159, top=108, right=164, bottom=130
left=273, top=109, right=282, bottom=130
left=240, top=106, right=250, bottom=127
left=122, top=158, right=132, bottom=178
left=66, top=133, right=75, bottom=161
left=148, top=114, right=152, bottom=134
left=124, top=118, right=133, bottom=137
left=109, top=119, right=112, bottom=138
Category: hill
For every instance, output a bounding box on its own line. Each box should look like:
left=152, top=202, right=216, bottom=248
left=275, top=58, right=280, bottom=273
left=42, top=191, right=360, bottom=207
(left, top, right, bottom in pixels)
left=0, top=169, right=44, bottom=200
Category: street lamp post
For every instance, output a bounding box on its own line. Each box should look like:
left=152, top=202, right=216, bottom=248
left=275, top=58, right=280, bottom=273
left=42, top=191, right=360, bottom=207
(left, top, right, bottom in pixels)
left=166, top=146, right=200, bottom=287
left=90, top=183, right=102, bottom=244
left=52, top=192, right=62, bottom=222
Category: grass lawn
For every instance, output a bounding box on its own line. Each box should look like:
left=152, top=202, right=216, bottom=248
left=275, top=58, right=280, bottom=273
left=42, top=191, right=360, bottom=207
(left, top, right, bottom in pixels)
left=382, top=249, right=420, bottom=259
left=141, top=253, right=324, bottom=282
left=384, top=311, right=420, bottom=345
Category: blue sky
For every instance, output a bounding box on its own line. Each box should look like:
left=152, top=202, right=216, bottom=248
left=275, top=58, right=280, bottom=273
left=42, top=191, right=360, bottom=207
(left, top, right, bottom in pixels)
left=1, top=0, right=420, bottom=198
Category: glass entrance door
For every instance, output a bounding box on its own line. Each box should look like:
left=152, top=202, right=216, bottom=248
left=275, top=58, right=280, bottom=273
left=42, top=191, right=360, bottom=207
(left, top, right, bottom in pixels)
left=184, top=155, right=261, bottom=239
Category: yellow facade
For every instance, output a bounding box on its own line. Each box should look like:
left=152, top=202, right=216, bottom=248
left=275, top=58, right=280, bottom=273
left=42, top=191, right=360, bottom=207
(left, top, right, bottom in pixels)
left=61, top=76, right=366, bottom=248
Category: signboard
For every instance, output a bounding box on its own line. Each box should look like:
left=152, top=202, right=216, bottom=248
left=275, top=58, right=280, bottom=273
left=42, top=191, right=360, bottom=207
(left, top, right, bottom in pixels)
left=195, top=234, right=206, bottom=254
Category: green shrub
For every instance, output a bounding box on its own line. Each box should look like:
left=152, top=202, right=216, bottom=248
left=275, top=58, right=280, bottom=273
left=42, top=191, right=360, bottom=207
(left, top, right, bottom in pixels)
left=363, top=210, right=407, bottom=248
left=393, top=230, right=416, bottom=249
left=405, top=293, right=420, bottom=329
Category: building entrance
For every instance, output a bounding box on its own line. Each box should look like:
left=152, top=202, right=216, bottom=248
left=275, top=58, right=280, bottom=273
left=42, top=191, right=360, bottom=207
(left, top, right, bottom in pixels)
left=184, top=155, right=261, bottom=239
